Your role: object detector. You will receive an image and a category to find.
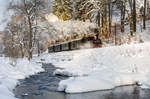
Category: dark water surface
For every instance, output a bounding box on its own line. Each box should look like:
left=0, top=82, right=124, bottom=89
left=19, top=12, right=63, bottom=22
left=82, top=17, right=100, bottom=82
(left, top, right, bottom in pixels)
left=14, top=63, right=150, bottom=99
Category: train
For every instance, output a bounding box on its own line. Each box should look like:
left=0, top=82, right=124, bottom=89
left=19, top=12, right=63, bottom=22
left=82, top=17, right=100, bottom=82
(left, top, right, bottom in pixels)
left=48, top=36, right=102, bottom=53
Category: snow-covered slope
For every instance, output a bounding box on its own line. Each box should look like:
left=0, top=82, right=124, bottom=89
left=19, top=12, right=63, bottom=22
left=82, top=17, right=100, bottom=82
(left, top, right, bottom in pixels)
left=0, top=57, right=44, bottom=99
left=42, top=42, right=150, bottom=93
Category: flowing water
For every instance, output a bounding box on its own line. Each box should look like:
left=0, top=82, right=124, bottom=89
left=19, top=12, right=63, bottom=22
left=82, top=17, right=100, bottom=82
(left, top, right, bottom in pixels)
left=14, top=63, right=150, bottom=99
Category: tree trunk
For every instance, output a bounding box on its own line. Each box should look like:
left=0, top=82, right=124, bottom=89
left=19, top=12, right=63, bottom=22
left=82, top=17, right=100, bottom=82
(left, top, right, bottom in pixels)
left=20, top=44, right=24, bottom=58
left=128, top=0, right=134, bottom=36
left=28, top=16, right=33, bottom=60
left=133, top=0, right=136, bottom=32
left=37, top=41, right=40, bottom=56
left=101, top=14, right=104, bottom=27
left=103, top=0, right=108, bottom=37
left=115, top=23, right=117, bottom=45
left=97, top=11, right=101, bottom=27
left=143, top=0, right=146, bottom=29
left=23, top=0, right=33, bottom=60
left=108, top=0, right=112, bottom=34
left=121, top=0, right=126, bottom=32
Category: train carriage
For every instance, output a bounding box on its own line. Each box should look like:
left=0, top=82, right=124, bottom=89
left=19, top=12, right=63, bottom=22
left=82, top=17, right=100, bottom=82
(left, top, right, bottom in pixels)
left=61, top=43, right=70, bottom=51
left=48, top=27, right=102, bottom=53
left=48, top=36, right=102, bottom=53
left=54, top=44, right=61, bottom=52
left=48, top=46, right=54, bottom=53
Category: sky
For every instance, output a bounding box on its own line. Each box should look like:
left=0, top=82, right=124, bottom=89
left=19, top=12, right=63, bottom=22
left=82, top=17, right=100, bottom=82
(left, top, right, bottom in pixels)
left=0, top=0, right=9, bottom=31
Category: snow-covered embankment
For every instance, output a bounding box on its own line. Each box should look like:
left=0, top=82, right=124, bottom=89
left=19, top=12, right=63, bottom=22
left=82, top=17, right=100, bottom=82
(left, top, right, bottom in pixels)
left=0, top=57, right=44, bottom=99
left=49, top=42, right=150, bottom=93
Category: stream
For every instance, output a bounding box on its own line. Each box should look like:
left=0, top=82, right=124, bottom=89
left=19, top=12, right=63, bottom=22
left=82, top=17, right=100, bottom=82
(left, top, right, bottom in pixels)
left=14, top=63, right=150, bottom=99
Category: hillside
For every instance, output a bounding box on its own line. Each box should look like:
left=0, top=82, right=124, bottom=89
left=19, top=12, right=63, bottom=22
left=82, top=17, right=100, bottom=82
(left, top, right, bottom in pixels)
left=38, top=42, right=150, bottom=93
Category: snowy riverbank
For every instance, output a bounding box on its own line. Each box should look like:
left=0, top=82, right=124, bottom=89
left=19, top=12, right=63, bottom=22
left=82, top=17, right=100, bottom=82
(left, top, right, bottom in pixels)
left=40, top=42, right=150, bottom=93
left=0, top=57, right=44, bottom=99
left=1, top=42, right=150, bottom=98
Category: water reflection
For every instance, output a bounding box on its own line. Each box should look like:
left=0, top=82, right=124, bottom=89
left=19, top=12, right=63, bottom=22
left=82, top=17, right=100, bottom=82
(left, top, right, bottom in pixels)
left=19, top=86, right=150, bottom=99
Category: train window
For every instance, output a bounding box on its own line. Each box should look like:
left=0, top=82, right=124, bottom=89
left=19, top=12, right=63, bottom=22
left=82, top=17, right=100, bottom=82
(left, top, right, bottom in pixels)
left=72, top=42, right=76, bottom=48
left=48, top=46, right=54, bottom=53
left=76, top=40, right=80, bottom=48
left=62, top=43, right=69, bottom=50
left=54, top=45, right=61, bottom=52
left=81, top=38, right=87, bottom=43
left=64, top=44, right=68, bottom=48
left=93, top=39, right=102, bottom=44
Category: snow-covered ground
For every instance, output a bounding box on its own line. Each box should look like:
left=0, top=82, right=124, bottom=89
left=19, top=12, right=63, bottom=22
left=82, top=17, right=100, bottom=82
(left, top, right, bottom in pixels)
left=41, top=42, right=150, bottom=93
left=0, top=57, right=44, bottom=99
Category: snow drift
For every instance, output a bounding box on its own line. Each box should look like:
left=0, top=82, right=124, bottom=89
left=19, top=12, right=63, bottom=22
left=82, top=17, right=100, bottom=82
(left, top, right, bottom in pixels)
left=0, top=57, right=44, bottom=99
left=46, top=42, right=150, bottom=93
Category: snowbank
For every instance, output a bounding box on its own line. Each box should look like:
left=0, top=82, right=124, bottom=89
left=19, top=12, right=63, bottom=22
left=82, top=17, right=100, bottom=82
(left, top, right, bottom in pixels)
left=44, top=42, right=150, bottom=93
left=0, top=57, right=44, bottom=99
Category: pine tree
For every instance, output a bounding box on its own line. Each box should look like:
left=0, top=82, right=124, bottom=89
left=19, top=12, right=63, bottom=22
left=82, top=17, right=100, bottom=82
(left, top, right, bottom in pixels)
left=71, top=0, right=86, bottom=21
left=53, top=0, right=72, bottom=20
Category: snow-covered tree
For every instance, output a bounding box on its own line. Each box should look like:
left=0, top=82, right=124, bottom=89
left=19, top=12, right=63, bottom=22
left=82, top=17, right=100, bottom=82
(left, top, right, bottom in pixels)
left=3, top=14, right=26, bottom=58
left=8, top=0, right=46, bottom=60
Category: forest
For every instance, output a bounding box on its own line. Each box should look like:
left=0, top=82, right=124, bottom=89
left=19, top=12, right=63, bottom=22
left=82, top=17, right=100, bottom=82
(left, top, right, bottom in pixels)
left=2, top=0, right=150, bottom=60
